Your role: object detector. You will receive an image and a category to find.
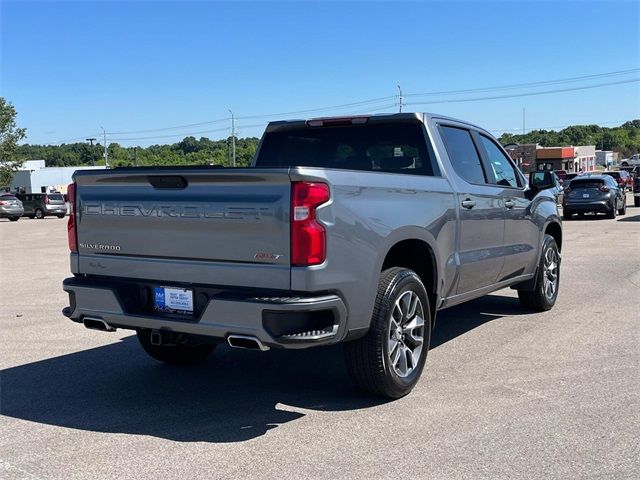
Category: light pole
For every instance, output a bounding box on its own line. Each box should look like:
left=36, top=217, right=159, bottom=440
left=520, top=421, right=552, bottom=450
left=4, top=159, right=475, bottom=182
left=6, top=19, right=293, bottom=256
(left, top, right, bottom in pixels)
left=100, top=126, right=108, bottom=168
left=86, top=137, right=96, bottom=166
left=228, top=109, right=236, bottom=167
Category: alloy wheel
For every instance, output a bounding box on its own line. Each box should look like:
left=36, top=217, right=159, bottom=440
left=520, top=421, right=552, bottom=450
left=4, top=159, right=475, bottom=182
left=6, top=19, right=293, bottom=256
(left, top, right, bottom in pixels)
left=387, top=290, right=425, bottom=378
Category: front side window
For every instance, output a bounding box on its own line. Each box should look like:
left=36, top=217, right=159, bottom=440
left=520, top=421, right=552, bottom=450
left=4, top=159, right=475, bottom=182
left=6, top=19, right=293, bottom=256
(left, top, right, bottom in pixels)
left=439, top=126, right=486, bottom=185
left=479, top=135, right=521, bottom=188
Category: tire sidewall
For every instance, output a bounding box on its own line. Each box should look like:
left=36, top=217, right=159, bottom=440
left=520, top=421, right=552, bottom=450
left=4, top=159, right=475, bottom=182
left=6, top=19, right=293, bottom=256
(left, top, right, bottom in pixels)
left=537, top=235, right=560, bottom=310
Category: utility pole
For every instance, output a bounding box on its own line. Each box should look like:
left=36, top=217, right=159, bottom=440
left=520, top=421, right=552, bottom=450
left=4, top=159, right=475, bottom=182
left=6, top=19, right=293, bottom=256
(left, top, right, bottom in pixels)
left=86, top=137, right=96, bottom=166
left=397, top=85, right=403, bottom=113
left=133, top=146, right=138, bottom=167
left=101, top=126, right=109, bottom=168
left=228, top=109, right=236, bottom=167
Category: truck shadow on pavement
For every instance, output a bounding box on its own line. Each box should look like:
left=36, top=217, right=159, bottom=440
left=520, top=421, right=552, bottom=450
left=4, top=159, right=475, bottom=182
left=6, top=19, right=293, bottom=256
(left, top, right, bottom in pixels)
left=1, top=294, right=527, bottom=443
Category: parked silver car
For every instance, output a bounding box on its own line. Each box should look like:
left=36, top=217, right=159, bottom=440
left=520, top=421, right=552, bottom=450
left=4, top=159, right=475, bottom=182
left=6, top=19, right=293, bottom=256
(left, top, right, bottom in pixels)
left=0, top=194, right=25, bottom=221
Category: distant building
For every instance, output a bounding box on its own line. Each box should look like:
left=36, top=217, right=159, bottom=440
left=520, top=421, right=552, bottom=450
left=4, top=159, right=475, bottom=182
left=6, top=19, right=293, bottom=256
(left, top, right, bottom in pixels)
left=534, top=145, right=597, bottom=172
left=535, top=147, right=576, bottom=172
left=505, top=144, right=538, bottom=173
left=8, top=160, right=106, bottom=194
left=575, top=146, right=596, bottom=172
left=596, top=150, right=613, bottom=168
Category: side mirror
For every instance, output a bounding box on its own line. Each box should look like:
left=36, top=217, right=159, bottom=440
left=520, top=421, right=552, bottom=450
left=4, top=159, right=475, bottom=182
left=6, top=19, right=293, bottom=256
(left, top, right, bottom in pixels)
left=529, top=171, right=555, bottom=191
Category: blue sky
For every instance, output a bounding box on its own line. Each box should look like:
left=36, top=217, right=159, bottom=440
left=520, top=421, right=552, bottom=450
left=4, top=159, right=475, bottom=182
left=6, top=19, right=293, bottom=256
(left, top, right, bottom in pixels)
left=2, top=0, right=639, bottom=146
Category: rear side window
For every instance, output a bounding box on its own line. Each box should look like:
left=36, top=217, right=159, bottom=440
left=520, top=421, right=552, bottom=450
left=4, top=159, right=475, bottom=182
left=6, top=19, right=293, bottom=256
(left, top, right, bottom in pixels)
left=255, top=122, right=436, bottom=176
left=478, top=135, right=521, bottom=188
left=439, top=126, right=486, bottom=185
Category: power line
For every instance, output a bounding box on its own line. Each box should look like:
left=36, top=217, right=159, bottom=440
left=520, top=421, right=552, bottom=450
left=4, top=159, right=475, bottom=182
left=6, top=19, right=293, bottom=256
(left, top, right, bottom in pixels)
left=108, top=117, right=229, bottom=135
left=406, top=68, right=640, bottom=98
left=52, top=67, right=639, bottom=144
left=489, top=119, right=632, bottom=134
left=107, top=125, right=231, bottom=142
left=405, top=78, right=639, bottom=106
left=234, top=95, right=397, bottom=121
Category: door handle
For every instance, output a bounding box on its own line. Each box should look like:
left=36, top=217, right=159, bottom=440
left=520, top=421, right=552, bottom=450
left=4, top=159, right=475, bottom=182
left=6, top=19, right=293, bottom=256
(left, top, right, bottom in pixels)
left=461, top=199, right=476, bottom=209
left=504, top=199, right=515, bottom=209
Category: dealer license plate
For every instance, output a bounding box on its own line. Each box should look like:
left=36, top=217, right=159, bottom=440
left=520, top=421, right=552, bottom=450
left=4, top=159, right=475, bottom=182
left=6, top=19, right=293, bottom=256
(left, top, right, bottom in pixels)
left=154, top=286, right=194, bottom=315
left=582, top=193, right=590, bottom=198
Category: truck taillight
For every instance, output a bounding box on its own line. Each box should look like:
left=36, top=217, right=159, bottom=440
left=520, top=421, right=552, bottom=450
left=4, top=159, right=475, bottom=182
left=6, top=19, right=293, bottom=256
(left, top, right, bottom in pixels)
left=67, top=183, right=77, bottom=252
left=291, top=182, right=330, bottom=266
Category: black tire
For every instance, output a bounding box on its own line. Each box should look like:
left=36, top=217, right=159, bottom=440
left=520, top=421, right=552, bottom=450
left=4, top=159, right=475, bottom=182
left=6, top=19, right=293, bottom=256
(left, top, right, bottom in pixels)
left=34, top=208, right=44, bottom=219
left=606, top=200, right=616, bottom=219
left=518, top=234, right=560, bottom=312
left=618, top=198, right=626, bottom=215
left=8, top=216, right=19, bottom=222
left=344, top=267, right=431, bottom=399
left=635, top=197, right=640, bottom=208
left=136, top=329, right=216, bottom=365
left=57, top=214, right=66, bottom=219
left=563, top=210, right=573, bottom=220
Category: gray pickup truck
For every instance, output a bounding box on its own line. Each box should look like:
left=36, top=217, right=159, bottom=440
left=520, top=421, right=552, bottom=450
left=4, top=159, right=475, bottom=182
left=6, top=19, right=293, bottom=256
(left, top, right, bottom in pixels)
left=62, top=113, right=562, bottom=398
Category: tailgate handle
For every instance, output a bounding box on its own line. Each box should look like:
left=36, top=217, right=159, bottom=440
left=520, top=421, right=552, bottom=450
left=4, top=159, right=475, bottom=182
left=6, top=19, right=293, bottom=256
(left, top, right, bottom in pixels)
left=147, top=176, right=188, bottom=189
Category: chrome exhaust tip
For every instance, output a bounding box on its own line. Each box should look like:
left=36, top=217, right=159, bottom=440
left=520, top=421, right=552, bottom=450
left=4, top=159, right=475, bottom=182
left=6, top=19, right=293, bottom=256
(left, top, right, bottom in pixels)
left=227, top=334, right=270, bottom=351
left=82, top=316, right=116, bottom=332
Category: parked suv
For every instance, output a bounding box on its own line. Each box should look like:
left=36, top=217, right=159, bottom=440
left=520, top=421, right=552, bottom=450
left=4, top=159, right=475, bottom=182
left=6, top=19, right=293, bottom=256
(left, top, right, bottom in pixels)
left=601, top=171, right=633, bottom=191
left=563, top=175, right=626, bottom=219
left=16, top=193, right=67, bottom=219
left=0, top=194, right=24, bottom=221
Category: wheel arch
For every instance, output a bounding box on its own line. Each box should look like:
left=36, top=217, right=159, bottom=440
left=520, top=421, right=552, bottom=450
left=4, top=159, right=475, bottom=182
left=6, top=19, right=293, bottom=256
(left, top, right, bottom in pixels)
left=379, top=231, right=440, bottom=328
left=544, top=221, right=562, bottom=252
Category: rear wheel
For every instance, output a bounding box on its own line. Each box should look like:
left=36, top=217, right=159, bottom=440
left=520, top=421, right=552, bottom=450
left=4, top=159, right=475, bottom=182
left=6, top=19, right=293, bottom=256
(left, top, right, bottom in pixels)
left=618, top=198, right=626, bottom=215
left=34, top=208, right=44, bottom=219
left=136, top=329, right=216, bottom=365
left=57, top=214, right=65, bottom=219
left=344, top=267, right=431, bottom=398
left=563, top=210, right=573, bottom=220
left=8, top=216, right=19, bottom=222
left=518, top=234, right=560, bottom=312
left=606, top=200, right=617, bottom=219
left=635, top=197, right=640, bottom=207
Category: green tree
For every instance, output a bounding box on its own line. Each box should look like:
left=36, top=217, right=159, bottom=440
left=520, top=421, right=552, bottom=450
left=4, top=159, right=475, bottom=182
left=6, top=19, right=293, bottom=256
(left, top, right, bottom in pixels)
left=0, top=97, right=27, bottom=187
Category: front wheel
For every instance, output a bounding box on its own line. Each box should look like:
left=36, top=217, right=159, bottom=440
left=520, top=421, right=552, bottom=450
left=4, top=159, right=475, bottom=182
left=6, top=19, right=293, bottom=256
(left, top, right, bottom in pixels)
left=344, top=267, right=431, bottom=398
left=136, top=329, right=216, bottom=365
left=606, top=201, right=617, bottom=219
left=8, top=216, right=20, bottom=222
left=518, top=234, right=560, bottom=312
left=34, top=208, right=44, bottom=219
left=57, top=214, right=66, bottom=219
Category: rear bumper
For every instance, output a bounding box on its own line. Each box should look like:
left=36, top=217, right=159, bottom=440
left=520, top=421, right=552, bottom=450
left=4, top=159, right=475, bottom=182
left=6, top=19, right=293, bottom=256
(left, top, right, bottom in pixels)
left=0, top=208, right=23, bottom=217
left=563, top=200, right=612, bottom=213
left=44, top=205, right=67, bottom=215
left=62, top=277, right=348, bottom=349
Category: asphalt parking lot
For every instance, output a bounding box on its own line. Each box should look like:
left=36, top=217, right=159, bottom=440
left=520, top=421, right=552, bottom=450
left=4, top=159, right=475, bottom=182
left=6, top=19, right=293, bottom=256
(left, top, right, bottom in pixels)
left=1, top=201, right=639, bottom=480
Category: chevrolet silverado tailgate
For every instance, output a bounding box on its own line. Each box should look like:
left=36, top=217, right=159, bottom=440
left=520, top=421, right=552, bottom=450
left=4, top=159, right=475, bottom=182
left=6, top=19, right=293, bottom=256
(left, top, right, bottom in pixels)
left=73, top=168, right=291, bottom=289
